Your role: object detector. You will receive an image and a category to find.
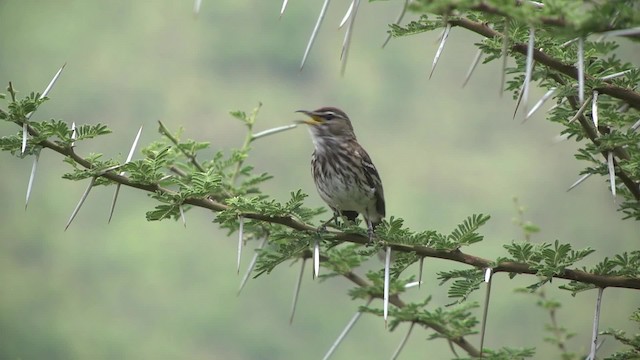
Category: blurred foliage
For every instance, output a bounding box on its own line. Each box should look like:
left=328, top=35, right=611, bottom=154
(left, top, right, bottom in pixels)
left=1, top=1, right=639, bottom=360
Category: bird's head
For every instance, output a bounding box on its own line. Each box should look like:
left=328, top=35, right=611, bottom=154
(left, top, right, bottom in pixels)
left=295, top=107, right=356, bottom=141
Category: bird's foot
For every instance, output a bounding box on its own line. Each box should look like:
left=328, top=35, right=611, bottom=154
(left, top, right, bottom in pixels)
left=366, top=226, right=375, bottom=247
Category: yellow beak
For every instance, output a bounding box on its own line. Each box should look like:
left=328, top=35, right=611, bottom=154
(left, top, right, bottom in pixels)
left=295, top=110, right=323, bottom=125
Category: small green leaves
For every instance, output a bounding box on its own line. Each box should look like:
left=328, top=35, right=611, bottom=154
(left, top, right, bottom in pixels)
left=438, top=269, right=484, bottom=304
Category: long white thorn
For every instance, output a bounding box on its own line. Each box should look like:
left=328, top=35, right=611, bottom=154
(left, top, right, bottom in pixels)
left=252, top=124, right=297, bottom=140
left=390, top=322, right=415, bottom=360
left=313, top=237, right=320, bottom=279
left=499, top=20, right=510, bottom=96
left=25, top=151, right=40, bottom=209
left=193, top=0, right=202, bottom=16
left=592, top=90, right=599, bottom=129
left=597, top=27, right=640, bottom=38
left=599, top=69, right=631, bottom=80
left=108, top=125, right=143, bottom=223
left=70, top=122, right=77, bottom=147
left=522, top=26, right=535, bottom=116
left=340, top=0, right=361, bottom=76
left=339, top=0, right=354, bottom=29
left=65, top=177, right=96, bottom=231
left=577, top=38, right=585, bottom=105
left=237, top=216, right=244, bottom=274
left=38, top=64, right=66, bottom=103
left=382, top=0, right=409, bottom=48
left=322, top=298, right=373, bottom=360
left=418, top=257, right=424, bottom=289
left=280, top=0, right=289, bottom=17
left=238, top=236, right=269, bottom=294
left=568, top=95, right=593, bottom=124
left=290, top=258, right=306, bottom=324
left=300, top=0, right=331, bottom=70
left=22, top=64, right=67, bottom=155
left=512, top=83, right=525, bottom=120
left=463, top=49, right=483, bottom=87
left=429, top=23, right=451, bottom=79
left=607, top=152, right=616, bottom=198
left=587, top=288, right=605, bottom=360
left=21, top=123, right=28, bottom=156
left=383, top=246, right=391, bottom=327
left=179, top=205, right=187, bottom=227
left=479, top=268, right=493, bottom=357
left=567, top=173, right=592, bottom=192
left=525, top=87, right=557, bottom=120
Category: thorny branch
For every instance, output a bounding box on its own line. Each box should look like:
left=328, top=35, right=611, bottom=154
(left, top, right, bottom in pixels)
left=25, top=123, right=640, bottom=291
left=447, top=17, right=640, bottom=202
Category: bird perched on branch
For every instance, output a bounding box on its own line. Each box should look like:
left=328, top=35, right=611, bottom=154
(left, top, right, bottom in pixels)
left=296, top=107, right=385, bottom=243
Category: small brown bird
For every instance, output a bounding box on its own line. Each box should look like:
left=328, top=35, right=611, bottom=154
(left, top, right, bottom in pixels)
left=296, top=107, right=385, bottom=243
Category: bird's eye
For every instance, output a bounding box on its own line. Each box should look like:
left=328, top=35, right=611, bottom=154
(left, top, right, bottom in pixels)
left=323, top=112, right=336, bottom=120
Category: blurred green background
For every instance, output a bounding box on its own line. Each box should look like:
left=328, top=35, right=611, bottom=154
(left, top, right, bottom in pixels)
left=1, top=1, right=638, bottom=359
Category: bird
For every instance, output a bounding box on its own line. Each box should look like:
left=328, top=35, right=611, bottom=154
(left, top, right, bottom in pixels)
left=296, top=107, right=385, bottom=243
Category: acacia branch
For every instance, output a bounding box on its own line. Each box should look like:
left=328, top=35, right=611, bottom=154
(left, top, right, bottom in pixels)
left=448, top=17, right=640, bottom=111
left=26, top=125, right=640, bottom=291
left=445, top=16, right=640, bottom=202
left=341, top=269, right=481, bottom=357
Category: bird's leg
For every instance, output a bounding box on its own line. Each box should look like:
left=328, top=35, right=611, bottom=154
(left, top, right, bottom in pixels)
left=318, top=212, right=339, bottom=234
left=366, top=219, right=375, bottom=245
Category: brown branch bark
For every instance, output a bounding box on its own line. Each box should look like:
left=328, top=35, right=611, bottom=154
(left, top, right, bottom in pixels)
left=341, top=270, right=482, bottom=357
left=26, top=125, right=640, bottom=291
left=448, top=17, right=640, bottom=111
left=446, top=16, right=640, bottom=202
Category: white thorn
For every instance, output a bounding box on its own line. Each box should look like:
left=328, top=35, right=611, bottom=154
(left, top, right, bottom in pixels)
left=383, top=246, right=391, bottom=326
left=290, top=258, right=306, bottom=324
left=21, top=123, right=28, bottom=155
left=567, top=173, right=592, bottom=192
left=280, top=0, right=289, bottom=17
left=599, top=69, right=631, bottom=80
left=25, top=151, right=40, bottom=209
left=193, top=0, right=202, bottom=16
left=484, top=268, right=493, bottom=283
left=339, top=0, right=360, bottom=76
left=587, top=288, right=605, bottom=360
left=70, top=122, right=77, bottom=147
left=339, top=0, right=354, bottom=29
left=252, top=124, right=297, bottom=140
left=300, top=0, right=331, bottom=71
left=237, top=216, right=244, bottom=274
left=404, top=281, right=422, bottom=289
left=607, top=152, right=616, bottom=198
left=382, top=0, right=409, bottom=48
left=499, top=21, right=509, bottom=96
left=390, top=322, right=415, bottom=360
left=429, top=23, right=451, bottom=79
left=65, top=177, right=96, bottom=231
left=592, top=90, right=599, bottom=129
left=238, top=236, right=269, bottom=294
left=525, top=87, right=557, bottom=120
left=568, top=95, right=592, bottom=124
left=577, top=38, right=585, bottom=105
left=22, top=63, right=67, bottom=155
left=322, top=298, right=373, bottom=360
left=463, top=49, right=483, bottom=87
left=418, top=257, right=424, bottom=289
left=522, top=26, right=535, bottom=116
left=313, top=237, right=320, bottom=279
left=108, top=125, right=143, bottom=223
left=597, top=27, right=640, bottom=38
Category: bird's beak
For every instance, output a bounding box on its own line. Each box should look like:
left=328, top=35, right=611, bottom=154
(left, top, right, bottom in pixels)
left=295, top=110, right=323, bottom=126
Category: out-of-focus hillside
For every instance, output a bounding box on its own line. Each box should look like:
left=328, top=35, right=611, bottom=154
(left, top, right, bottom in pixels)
left=0, top=1, right=638, bottom=359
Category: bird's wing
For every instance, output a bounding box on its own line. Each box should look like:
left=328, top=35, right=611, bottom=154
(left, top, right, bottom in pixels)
left=356, top=147, right=386, bottom=218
